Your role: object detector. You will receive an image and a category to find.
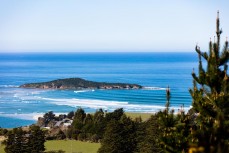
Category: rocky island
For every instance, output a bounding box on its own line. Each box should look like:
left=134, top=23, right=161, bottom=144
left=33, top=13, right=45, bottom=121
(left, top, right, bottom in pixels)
left=20, top=78, right=142, bottom=90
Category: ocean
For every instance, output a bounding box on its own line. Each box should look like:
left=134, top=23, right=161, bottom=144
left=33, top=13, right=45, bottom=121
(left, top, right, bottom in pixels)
left=0, top=52, right=198, bottom=128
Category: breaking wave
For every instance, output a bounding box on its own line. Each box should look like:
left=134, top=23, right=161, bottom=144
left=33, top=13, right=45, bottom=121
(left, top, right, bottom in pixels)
left=41, top=97, right=168, bottom=112
left=0, top=85, right=19, bottom=88
left=74, top=89, right=95, bottom=93
left=0, top=113, right=44, bottom=121
left=143, top=87, right=166, bottom=90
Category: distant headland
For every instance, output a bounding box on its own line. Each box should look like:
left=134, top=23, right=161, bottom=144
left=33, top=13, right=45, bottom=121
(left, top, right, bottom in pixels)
left=20, top=78, right=142, bottom=90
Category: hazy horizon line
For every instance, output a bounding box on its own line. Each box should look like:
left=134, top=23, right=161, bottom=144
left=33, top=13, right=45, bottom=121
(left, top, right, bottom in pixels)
left=0, top=50, right=195, bottom=54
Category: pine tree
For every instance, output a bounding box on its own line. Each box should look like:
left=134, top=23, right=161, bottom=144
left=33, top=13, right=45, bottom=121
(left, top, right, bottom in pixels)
left=27, top=125, right=45, bottom=153
left=135, top=115, right=162, bottom=153
left=158, top=87, right=190, bottom=153
left=93, top=109, right=105, bottom=139
left=67, top=111, right=74, bottom=119
left=98, top=119, right=122, bottom=153
left=72, top=108, right=86, bottom=130
left=71, top=108, right=86, bottom=139
left=98, top=114, right=136, bottom=153
left=4, top=128, right=26, bottom=153
left=105, top=108, right=124, bottom=122
left=189, top=11, right=229, bottom=153
left=82, top=113, right=94, bottom=140
left=43, top=111, right=56, bottom=126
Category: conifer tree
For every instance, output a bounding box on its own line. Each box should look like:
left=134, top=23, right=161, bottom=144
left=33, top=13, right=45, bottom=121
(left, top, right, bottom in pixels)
left=93, top=109, right=105, bottom=139
left=158, top=87, right=190, bottom=153
left=98, top=119, right=122, bottom=153
left=82, top=113, right=94, bottom=140
left=67, top=111, right=74, bottom=119
left=189, top=11, right=229, bottom=153
left=28, top=125, right=46, bottom=153
left=5, top=127, right=45, bottom=153
left=5, top=128, right=27, bottom=153
left=98, top=114, right=136, bottom=153
left=157, top=87, right=177, bottom=152
left=135, top=115, right=162, bottom=153
left=72, top=108, right=86, bottom=130
left=71, top=108, right=86, bottom=139
left=105, top=108, right=124, bottom=122
left=84, top=113, right=93, bottom=125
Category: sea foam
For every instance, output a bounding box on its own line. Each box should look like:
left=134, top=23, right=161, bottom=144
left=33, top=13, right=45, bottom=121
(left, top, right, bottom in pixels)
left=0, top=113, right=44, bottom=121
left=74, top=89, right=95, bottom=93
left=41, top=97, right=167, bottom=112
left=0, top=85, right=19, bottom=88
left=143, top=87, right=166, bottom=90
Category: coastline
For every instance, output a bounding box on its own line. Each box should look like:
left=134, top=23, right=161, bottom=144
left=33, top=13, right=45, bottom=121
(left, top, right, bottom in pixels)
left=0, top=52, right=195, bottom=128
left=0, top=109, right=191, bottom=129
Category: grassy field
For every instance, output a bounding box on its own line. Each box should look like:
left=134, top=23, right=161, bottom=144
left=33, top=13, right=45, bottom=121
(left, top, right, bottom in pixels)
left=0, top=140, right=100, bottom=153
left=0, top=144, right=4, bottom=153
left=45, top=140, right=100, bottom=153
left=126, top=112, right=153, bottom=121
left=0, top=113, right=152, bottom=153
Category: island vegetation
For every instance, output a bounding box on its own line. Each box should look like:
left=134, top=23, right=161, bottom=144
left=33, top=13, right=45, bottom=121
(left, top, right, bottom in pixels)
left=0, top=12, right=228, bottom=153
left=20, top=78, right=142, bottom=90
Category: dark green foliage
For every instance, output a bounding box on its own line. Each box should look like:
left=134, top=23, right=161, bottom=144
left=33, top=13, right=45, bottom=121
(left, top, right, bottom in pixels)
left=93, top=109, right=106, bottom=139
left=43, top=111, right=56, bottom=126
left=4, top=126, right=45, bottom=153
left=58, top=114, right=66, bottom=121
left=20, top=78, right=142, bottom=89
left=157, top=87, right=190, bottom=153
left=28, top=125, right=46, bottom=153
left=189, top=12, right=229, bottom=152
left=68, top=108, right=127, bottom=142
left=134, top=119, right=147, bottom=153
left=72, top=108, right=86, bottom=130
left=119, top=115, right=137, bottom=152
left=71, top=108, right=86, bottom=140
left=56, top=130, right=66, bottom=140
left=82, top=114, right=94, bottom=139
left=98, top=120, right=121, bottom=153
left=135, top=115, right=162, bottom=153
left=68, top=108, right=126, bottom=142
left=4, top=128, right=26, bottom=153
left=67, top=111, right=74, bottom=119
left=78, top=133, right=87, bottom=141
left=84, top=114, right=93, bottom=126
left=158, top=110, right=191, bottom=153
left=91, top=134, right=100, bottom=143
left=0, top=128, right=8, bottom=136
left=94, top=109, right=105, bottom=124
left=154, top=13, right=229, bottom=153
left=98, top=114, right=136, bottom=153
left=105, top=108, right=124, bottom=122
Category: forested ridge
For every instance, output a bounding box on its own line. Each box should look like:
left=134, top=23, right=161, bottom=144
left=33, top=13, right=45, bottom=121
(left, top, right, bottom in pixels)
left=20, top=78, right=142, bottom=90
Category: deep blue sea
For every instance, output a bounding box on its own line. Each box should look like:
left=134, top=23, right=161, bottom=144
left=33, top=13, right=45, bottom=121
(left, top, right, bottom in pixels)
left=0, top=52, right=198, bottom=128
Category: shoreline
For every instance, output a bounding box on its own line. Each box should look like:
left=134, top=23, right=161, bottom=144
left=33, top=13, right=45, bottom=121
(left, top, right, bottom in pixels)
left=0, top=112, right=155, bottom=128
left=0, top=109, right=192, bottom=129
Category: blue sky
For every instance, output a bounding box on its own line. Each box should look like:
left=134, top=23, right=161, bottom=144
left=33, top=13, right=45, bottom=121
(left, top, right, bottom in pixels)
left=0, top=0, right=228, bottom=52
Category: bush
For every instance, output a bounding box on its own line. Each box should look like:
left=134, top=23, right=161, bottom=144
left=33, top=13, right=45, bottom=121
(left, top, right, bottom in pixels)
left=90, top=134, right=100, bottom=143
